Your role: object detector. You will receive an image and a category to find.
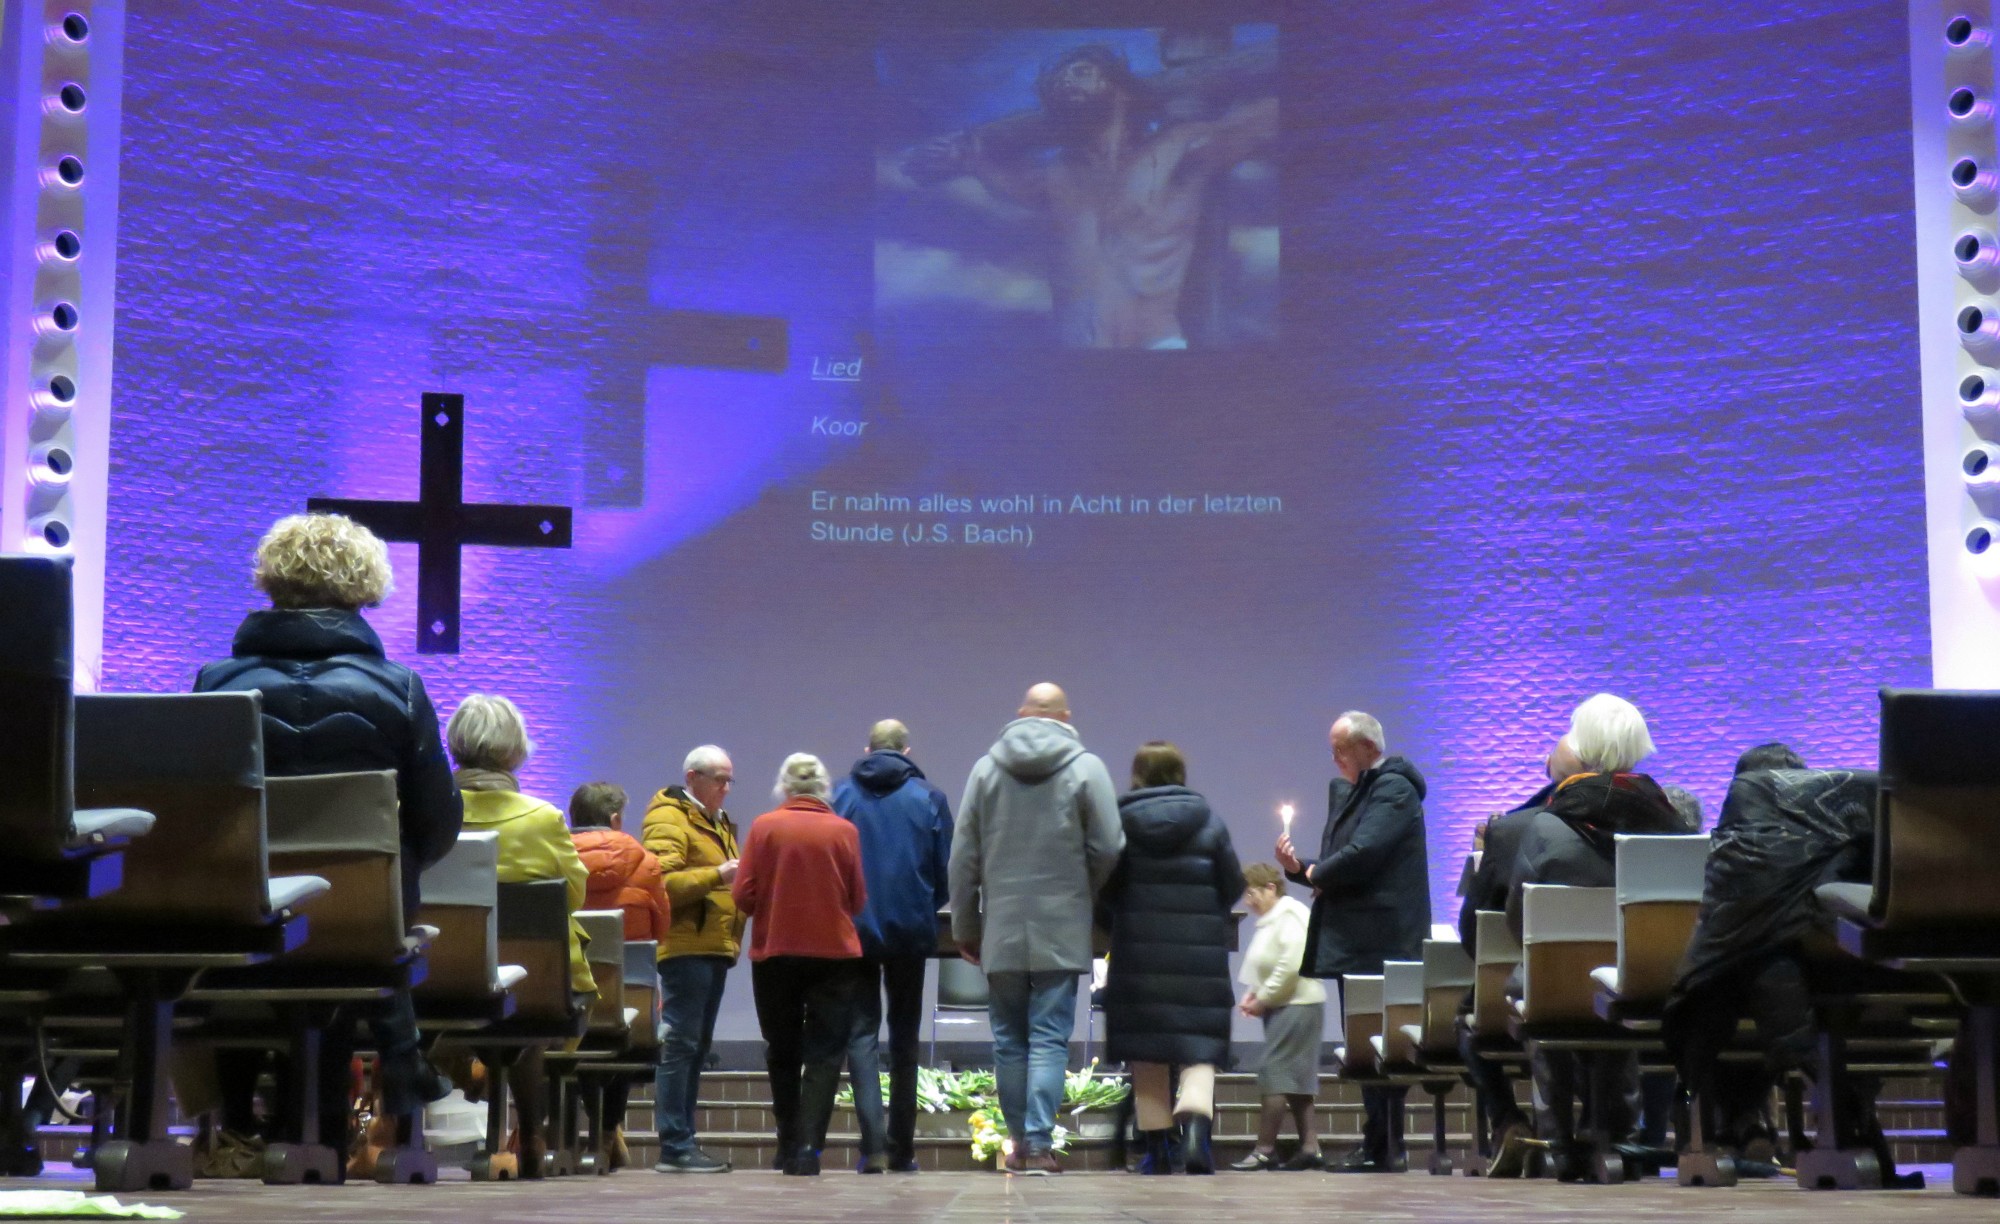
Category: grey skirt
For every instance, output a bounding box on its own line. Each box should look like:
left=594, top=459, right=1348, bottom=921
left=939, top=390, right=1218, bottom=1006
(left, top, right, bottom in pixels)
left=1256, top=1000, right=1324, bottom=1097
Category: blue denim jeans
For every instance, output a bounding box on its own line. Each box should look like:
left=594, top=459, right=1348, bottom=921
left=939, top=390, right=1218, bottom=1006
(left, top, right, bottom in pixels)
left=985, top=971, right=1078, bottom=1154
left=655, top=954, right=731, bottom=1160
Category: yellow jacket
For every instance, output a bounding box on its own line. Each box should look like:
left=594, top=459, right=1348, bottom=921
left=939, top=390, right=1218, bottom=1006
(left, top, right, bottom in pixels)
left=640, top=787, right=742, bottom=961
left=459, top=786, right=597, bottom=997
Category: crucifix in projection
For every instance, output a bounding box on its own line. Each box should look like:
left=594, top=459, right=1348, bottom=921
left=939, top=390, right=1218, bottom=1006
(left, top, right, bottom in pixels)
left=309, top=393, right=572, bottom=654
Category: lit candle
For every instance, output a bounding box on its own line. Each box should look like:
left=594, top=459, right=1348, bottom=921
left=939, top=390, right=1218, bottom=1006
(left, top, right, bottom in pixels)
left=1279, top=803, right=1295, bottom=836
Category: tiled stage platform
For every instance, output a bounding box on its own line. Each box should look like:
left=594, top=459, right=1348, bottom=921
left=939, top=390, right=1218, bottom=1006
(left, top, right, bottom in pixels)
left=2, top=1164, right=1974, bottom=1224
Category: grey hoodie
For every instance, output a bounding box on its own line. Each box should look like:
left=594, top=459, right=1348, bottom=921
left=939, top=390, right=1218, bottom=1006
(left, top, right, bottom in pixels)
left=948, top=717, right=1125, bottom=974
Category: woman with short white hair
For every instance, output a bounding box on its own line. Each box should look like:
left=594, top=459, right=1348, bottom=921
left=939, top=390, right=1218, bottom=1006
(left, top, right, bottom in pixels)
left=732, top=753, right=867, bottom=1175
left=1502, top=693, right=1681, bottom=1178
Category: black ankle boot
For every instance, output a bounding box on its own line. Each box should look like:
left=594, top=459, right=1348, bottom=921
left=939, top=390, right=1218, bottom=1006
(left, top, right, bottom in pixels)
left=1138, top=1130, right=1175, bottom=1175
left=1181, top=1116, right=1214, bottom=1175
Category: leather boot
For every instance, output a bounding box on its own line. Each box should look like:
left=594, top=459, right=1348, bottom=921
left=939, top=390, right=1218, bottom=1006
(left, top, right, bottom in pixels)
left=1180, top=1115, right=1214, bottom=1175
left=1138, top=1130, right=1175, bottom=1175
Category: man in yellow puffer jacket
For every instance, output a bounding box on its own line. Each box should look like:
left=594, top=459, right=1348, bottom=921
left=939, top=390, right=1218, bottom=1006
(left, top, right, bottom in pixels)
left=641, top=745, right=743, bottom=1173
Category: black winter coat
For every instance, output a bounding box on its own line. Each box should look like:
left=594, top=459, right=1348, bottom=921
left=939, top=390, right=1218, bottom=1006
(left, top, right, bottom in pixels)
left=1099, top=787, right=1245, bottom=1068
left=1291, top=757, right=1432, bottom=978
left=194, top=608, right=463, bottom=920
left=1503, top=771, right=1682, bottom=938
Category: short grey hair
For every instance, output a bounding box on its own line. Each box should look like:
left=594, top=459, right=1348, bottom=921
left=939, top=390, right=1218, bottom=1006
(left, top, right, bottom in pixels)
left=774, top=753, right=832, bottom=802
left=868, top=719, right=911, bottom=752
left=1661, top=785, right=1703, bottom=832
left=447, top=693, right=533, bottom=772
left=683, top=744, right=731, bottom=776
left=1568, top=693, right=1656, bottom=774
left=1335, top=710, right=1386, bottom=755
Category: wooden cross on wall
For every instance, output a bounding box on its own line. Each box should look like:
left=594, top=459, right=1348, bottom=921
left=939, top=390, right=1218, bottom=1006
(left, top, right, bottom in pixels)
left=309, top=393, right=572, bottom=654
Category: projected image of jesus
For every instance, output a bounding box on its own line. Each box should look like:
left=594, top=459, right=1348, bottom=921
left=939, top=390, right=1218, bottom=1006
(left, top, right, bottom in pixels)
left=878, top=29, right=1279, bottom=351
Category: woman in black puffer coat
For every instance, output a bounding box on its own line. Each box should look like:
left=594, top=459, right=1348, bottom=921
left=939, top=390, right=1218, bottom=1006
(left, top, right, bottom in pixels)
left=1099, top=742, right=1245, bottom=1174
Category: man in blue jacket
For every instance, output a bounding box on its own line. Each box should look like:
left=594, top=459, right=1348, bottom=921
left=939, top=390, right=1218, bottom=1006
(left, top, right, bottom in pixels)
left=833, top=719, right=954, bottom=1173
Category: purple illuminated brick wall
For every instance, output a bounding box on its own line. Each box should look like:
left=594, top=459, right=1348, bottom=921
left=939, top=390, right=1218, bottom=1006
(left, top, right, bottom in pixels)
left=104, top=0, right=1927, bottom=954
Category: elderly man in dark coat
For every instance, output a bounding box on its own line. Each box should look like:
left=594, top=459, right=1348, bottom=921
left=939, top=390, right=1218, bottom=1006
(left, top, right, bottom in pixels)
left=1277, top=710, right=1431, bottom=1172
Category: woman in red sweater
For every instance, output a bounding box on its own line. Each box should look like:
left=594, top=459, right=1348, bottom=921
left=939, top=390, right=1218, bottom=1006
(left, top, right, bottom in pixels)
left=732, top=754, right=867, bottom=1176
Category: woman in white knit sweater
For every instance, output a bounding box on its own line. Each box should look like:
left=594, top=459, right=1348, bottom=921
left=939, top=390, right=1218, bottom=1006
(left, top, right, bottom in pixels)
left=1231, top=862, right=1327, bottom=1170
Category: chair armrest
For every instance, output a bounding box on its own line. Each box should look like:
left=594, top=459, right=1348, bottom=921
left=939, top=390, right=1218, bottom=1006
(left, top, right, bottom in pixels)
left=69, top=808, right=156, bottom=845
left=1589, top=966, right=1620, bottom=995
left=1815, top=882, right=1875, bottom=926
left=267, top=875, right=331, bottom=913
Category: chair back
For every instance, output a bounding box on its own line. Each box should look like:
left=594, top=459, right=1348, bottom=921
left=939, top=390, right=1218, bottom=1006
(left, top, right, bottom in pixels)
left=1380, top=960, right=1424, bottom=1065
left=1337, top=974, right=1383, bottom=1074
left=496, top=879, right=576, bottom=1024
left=1518, top=885, right=1616, bottom=1025
left=1419, top=938, right=1474, bottom=1055
left=265, top=771, right=405, bottom=966
left=1470, top=910, right=1521, bottom=1037
left=624, top=941, right=660, bottom=1052
left=575, top=909, right=628, bottom=1034
left=1874, top=688, right=2000, bottom=929
left=1611, top=833, right=1707, bottom=1005
left=0, top=555, right=75, bottom=858
left=937, top=957, right=988, bottom=1009
left=415, top=832, right=503, bottom=1000
left=68, top=692, right=274, bottom=924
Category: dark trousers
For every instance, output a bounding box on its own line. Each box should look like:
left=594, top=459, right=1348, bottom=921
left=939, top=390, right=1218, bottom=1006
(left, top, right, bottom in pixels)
left=1678, top=953, right=1817, bottom=1147
left=216, top=985, right=425, bottom=1151
left=752, top=957, right=862, bottom=1158
left=655, top=954, right=731, bottom=1160
left=1531, top=1049, right=1640, bottom=1150
left=846, top=955, right=927, bottom=1162
left=1361, top=1085, right=1408, bottom=1160
left=1458, top=1025, right=1527, bottom=1134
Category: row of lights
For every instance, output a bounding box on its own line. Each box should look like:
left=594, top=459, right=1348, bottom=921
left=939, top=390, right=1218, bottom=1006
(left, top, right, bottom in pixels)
left=20, top=10, right=93, bottom=553
left=1949, top=13, right=2000, bottom=557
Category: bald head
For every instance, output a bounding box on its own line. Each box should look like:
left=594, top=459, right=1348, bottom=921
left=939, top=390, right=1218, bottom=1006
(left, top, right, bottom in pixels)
left=1547, top=735, right=1584, bottom=783
left=868, top=719, right=911, bottom=753
left=1020, top=682, right=1072, bottom=722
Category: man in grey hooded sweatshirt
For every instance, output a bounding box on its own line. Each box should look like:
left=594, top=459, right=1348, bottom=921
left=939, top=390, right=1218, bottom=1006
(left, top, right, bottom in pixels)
left=949, top=683, right=1124, bottom=1174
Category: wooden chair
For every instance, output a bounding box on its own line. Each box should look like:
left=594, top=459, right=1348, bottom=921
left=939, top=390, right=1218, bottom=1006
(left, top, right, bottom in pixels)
left=413, top=832, right=527, bottom=1034
left=1591, top=834, right=1708, bottom=1020
left=463, top=879, right=586, bottom=1181
left=1817, top=689, right=2000, bottom=1196
left=1512, top=885, right=1638, bottom=1183
left=186, top=770, right=435, bottom=1185
left=1335, top=975, right=1384, bottom=1077
left=544, top=909, right=627, bottom=1176
left=1459, top=910, right=1530, bottom=1172
left=0, top=693, right=328, bottom=1192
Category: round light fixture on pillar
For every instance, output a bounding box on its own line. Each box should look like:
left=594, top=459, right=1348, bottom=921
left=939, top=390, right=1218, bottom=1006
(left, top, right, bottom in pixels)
left=1954, top=156, right=2000, bottom=210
